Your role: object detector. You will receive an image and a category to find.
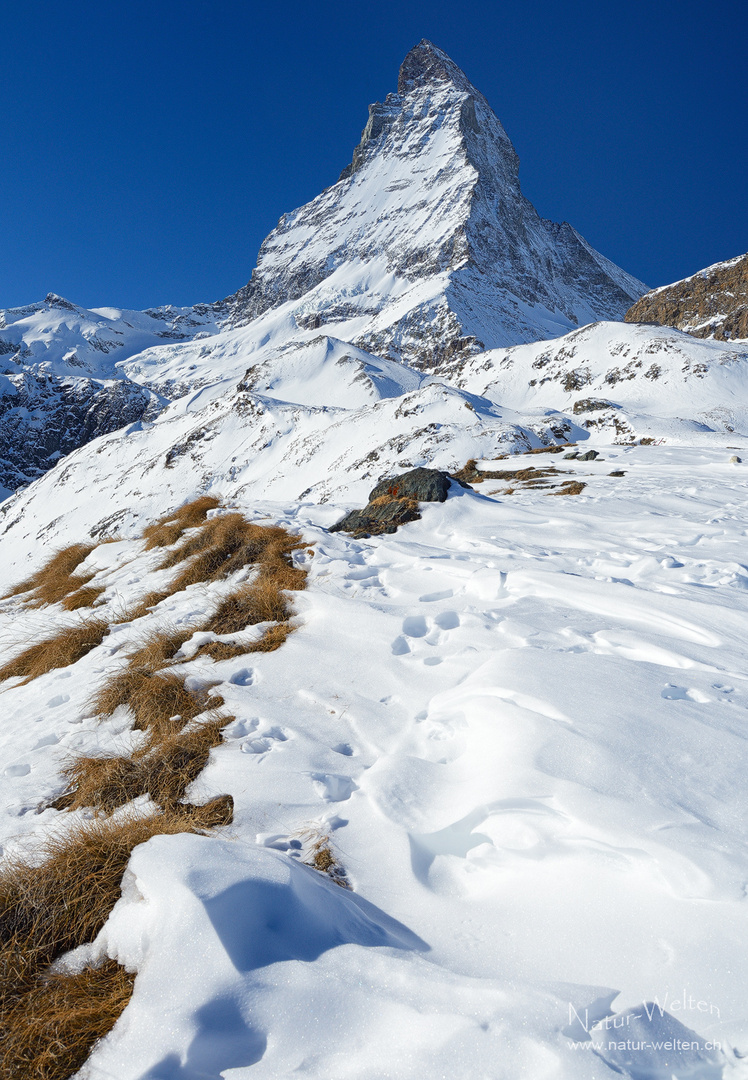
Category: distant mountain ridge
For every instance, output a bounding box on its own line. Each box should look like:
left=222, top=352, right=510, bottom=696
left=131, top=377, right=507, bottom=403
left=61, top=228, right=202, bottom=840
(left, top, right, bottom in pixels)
left=625, top=253, right=748, bottom=342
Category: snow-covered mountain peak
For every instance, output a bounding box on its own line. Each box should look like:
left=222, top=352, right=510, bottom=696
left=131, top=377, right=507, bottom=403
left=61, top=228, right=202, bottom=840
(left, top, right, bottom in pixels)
left=225, top=42, right=646, bottom=369
left=397, top=38, right=478, bottom=95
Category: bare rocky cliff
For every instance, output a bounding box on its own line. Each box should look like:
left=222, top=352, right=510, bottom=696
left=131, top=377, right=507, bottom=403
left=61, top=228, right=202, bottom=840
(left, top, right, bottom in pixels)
left=625, top=253, right=748, bottom=341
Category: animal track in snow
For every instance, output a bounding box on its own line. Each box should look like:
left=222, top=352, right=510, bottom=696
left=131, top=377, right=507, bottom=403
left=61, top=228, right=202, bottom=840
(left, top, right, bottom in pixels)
left=239, top=725, right=289, bottom=756
left=46, top=694, right=70, bottom=708
left=661, top=684, right=711, bottom=703
left=5, top=763, right=30, bottom=777
left=310, top=772, right=358, bottom=802
left=229, top=668, right=255, bottom=686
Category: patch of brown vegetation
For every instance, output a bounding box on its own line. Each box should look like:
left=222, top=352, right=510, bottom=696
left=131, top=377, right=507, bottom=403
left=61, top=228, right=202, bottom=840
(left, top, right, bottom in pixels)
left=197, top=622, right=294, bottom=662
left=547, top=481, right=587, bottom=496
left=141, top=495, right=221, bottom=551
left=0, top=619, right=109, bottom=685
left=0, top=811, right=209, bottom=973
left=93, top=668, right=217, bottom=739
left=453, top=459, right=565, bottom=486
left=524, top=444, right=572, bottom=454
left=54, top=714, right=226, bottom=814
left=0, top=959, right=135, bottom=1080
left=3, top=543, right=97, bottom=606
left=0, top=505, right=309, bottom=1077
left=61, top=584, right=106, bottom=611
left=0, top=803, right=234, bottom=1079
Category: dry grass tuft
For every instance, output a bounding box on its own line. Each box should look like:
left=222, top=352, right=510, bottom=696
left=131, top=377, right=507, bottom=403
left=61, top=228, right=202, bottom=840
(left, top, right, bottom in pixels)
left=197, top=622, right=294, bottom=662
left=3, top=543, right=98, bottom=606
left=0, top=803, right=233, bottom=1078
left=0, top=812, right=208, bottom=972
left=547, top=481, right=587, bottom=496
left=91, top=667, right=218, bottom=738
left=161, top=515, right=303, bottom=593
left=141, top=495, right=221, bottom=551
left=55, top=715, right=227, bottom=814
left=0, top=959, right=135, bottom=1080
left=61, top=584, right=106, bottom=611
left=0, top=619, right=109, bottom=684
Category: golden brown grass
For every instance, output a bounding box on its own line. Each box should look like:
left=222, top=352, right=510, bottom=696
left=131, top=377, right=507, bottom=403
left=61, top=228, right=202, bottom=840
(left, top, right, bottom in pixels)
left=0, top=803, right=233, bottom=1079
left=547, top=481, right=587, bottom=496
left=0, top=812, right=211, bottom=972
left=141, top=495, right=221, bottom=550
left=0, top=504, right=309, bottom=1078
left=197, top=622, right=294, bottom=661
left=3, top=543, right=97, bottom=606
left=92, top=668, right=219, bottom=739
left=61, top=584, right=106, bottom=611
left=161, top=515, right=304, bottom=593
left=0, top=619, right=109, bottom=684
left=0, top=959, right=135, bottom=1080
left=55, top=714, right=226, bottom=814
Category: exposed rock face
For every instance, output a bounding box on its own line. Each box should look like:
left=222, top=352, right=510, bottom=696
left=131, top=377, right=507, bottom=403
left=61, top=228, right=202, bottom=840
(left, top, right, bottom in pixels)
left=0, top=294, right=221, bottom=495
left=625, top=254, right=748, bottom=341
left=0, top=373, right=153, bottom=492
left=223, top=40, right=646, bottom=371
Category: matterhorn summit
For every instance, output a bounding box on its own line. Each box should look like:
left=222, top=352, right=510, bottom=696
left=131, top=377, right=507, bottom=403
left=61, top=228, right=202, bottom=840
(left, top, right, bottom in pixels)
left=226, top=40, right=647, bottom=369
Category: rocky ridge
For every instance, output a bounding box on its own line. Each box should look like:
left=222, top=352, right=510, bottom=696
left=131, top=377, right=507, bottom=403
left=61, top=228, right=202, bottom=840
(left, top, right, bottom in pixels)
left=625, top=253, right=748, bottom=341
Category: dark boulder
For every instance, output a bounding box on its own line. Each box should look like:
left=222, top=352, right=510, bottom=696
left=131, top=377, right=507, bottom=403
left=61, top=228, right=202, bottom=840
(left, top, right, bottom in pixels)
left=331, top=467, right=464, bottom=537
left=368, top=467, right=454, bottom=504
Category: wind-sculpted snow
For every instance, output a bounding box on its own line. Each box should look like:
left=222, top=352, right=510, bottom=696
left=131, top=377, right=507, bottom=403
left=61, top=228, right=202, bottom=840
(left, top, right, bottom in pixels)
left=224, top=39, right=647, bottom=369
left=1, top=448, right=747, bottom=1077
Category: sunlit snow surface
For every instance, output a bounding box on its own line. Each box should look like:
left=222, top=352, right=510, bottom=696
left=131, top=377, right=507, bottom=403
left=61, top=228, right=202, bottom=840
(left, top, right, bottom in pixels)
left=1, top=447, right=748, bottom=1078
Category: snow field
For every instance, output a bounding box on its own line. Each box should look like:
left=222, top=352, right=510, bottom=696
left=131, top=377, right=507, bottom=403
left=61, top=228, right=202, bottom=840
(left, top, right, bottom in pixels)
left=2, top=446, right=747, bottom=1077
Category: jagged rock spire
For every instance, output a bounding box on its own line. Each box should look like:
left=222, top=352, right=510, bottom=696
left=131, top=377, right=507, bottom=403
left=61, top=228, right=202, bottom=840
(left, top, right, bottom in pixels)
left=223, top=40, right=647, bottom=368
left=397, top=39, right=478, bottom=96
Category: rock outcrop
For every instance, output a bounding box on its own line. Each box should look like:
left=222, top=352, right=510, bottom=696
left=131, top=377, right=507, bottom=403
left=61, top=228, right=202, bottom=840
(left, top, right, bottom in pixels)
left=625, top=253, right=748, bottom=341
left=330, top=467, right=465, bottom=536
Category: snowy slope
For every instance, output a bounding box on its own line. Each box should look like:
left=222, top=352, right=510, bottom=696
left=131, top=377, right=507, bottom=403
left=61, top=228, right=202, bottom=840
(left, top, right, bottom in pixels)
left=456, top=320, right=748, bottom=441
left=0, top=294, right=221, bottom=495
left=224, top=40, right=647, bottom=368
left=1, top=447, right=748, bottom=1078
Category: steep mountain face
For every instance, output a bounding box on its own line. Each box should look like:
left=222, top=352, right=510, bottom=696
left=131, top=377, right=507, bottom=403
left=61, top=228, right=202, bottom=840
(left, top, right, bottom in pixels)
left=224, top=40, right=647, bottom=369
left=0, top=294, right=221, bottom=494
left=625, top=253, right=748, bottom=341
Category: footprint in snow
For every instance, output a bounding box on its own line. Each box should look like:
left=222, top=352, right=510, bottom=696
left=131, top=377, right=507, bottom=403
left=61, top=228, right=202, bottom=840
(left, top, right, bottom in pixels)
left=311, top=773, right=358, bottom=801
left=46, top=694, right=70, bottom=708
left=332, top=742, right=354, bottom=756
left=5, top=763, right=30, bottom=778
left=229, top=668, right=254, bottom=686
left=434, top=610, right=460, bottom=630
left=661, top=684, right=711, bottom=703
left=240, top=725, right=289, bottom=756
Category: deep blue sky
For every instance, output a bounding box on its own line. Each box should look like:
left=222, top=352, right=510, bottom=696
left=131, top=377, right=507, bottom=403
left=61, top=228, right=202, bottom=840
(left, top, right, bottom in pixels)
left=2, top=0, right=746, bottom=310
